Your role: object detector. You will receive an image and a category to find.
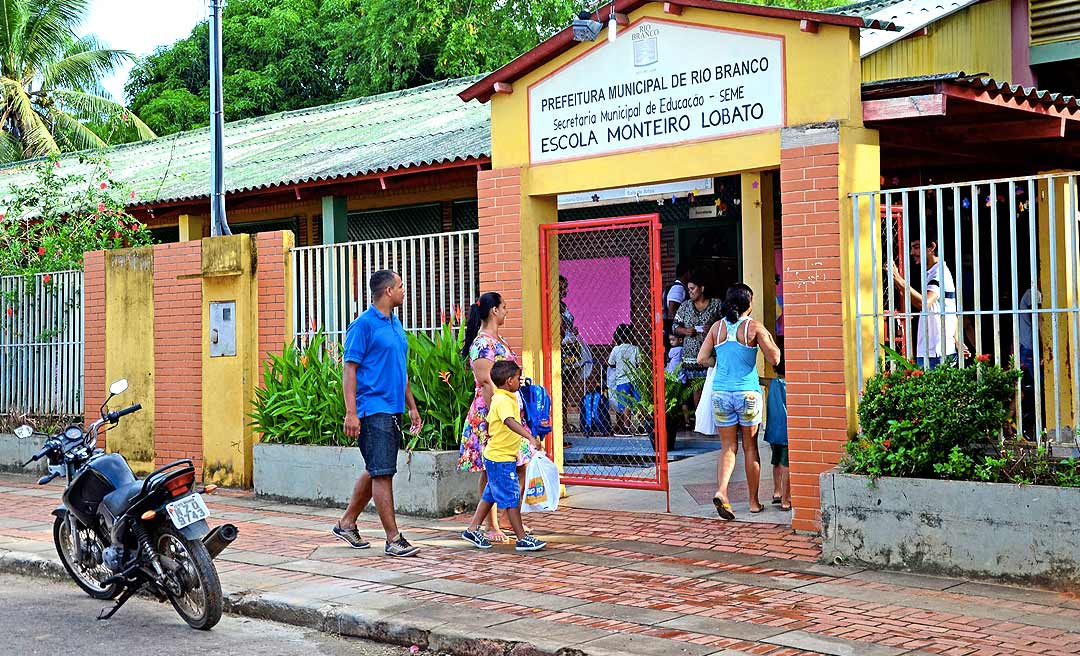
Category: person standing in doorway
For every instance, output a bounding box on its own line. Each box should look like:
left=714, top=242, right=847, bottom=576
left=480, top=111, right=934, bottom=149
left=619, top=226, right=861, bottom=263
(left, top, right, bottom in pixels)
left=697, top=283, right=781, bottom=520
left=673, top=275, right=722, bottom=406
left=891, top=223, right=960, bottom=368
left=666, top=263, right=692, bottom=335
left=332, top=270, right=423, bottom=557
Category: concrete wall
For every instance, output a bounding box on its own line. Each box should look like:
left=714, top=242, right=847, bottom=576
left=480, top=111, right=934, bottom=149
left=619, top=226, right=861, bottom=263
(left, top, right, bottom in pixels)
left=0, top=434, right=46, bottom=474
left=253, top=443, right=480, bottom=518
left=821, top=470, right=1080, bottom=587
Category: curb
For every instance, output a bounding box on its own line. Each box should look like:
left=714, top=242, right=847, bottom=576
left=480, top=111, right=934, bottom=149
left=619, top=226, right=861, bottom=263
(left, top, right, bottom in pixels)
left=0, top=549, right=587, bottom=656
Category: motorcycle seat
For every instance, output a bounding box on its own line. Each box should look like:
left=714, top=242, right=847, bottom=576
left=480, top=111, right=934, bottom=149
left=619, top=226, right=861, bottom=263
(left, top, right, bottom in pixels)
left=101, top=481, right=144, bottom=518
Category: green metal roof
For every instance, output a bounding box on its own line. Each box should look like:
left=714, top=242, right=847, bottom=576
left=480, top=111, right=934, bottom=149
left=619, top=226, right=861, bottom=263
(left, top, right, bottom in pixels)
left=0, top=75, right=491, bottom=207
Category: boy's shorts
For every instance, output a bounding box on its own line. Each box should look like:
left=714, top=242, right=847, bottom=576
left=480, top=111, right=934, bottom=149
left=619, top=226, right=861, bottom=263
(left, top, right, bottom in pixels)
left=613, top=382, right=639, bottom=412
left=770, top=444, right=789, bottom=468
left=712, top=390, right=763, bottom=428
left=481, top=458, right=521, bottom=509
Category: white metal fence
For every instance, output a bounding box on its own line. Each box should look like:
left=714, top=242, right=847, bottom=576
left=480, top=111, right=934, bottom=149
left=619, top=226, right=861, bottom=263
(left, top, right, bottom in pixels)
left=0, top=270, right=83, bottom=417
left=851, top=173, right=1080, bottom=446
left=292, top=230, right=479, bottom=345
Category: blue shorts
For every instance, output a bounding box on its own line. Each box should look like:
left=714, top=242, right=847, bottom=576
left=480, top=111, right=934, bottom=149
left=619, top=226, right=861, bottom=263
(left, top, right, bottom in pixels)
left=712, top=390, right=763, bottom=428
left=357, top=413, right=401, bottom=477
left=613, top=382, right=639, bottom=412
left=481, top=458, right=521, bottom=509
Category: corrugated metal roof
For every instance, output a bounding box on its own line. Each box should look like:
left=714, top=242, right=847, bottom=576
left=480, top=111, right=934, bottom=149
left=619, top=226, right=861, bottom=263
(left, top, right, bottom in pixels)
left=827, top=0, right=981, bottom=57
left=0, top=76, right=490, bottom=207
left=862, top=71, right=1080, bottom=111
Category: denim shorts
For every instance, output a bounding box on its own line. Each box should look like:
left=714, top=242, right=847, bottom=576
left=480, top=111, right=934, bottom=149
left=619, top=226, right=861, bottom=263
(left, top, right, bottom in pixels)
left=712, top=390, right=763, bottom=428
left=357, top=413, right=401, bottom=477
left=481, top=458, right=521, bottom=509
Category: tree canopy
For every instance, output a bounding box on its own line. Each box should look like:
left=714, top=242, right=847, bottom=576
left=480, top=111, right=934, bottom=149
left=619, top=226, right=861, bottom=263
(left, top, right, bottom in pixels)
left=0, top=0, right=154, bottom=163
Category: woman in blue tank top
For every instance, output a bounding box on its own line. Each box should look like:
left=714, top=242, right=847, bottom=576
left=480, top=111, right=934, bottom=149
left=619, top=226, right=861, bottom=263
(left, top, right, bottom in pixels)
left=696, top=283, right=781, bottom=520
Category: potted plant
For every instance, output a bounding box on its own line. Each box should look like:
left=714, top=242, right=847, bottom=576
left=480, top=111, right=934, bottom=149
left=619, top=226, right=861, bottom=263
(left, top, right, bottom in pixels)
left=250, top=325, right=479, bottom=517
left=618, top=361, right=702, bottom=452
left=823, top=349, right=1080, bottom=586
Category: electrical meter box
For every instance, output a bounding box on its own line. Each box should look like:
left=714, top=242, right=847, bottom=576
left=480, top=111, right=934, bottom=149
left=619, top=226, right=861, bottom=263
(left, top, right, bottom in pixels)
left=209, top=301, right=237, bottom=357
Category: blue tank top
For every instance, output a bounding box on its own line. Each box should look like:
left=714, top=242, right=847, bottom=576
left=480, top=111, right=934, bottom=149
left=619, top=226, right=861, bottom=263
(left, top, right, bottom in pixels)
left=713, top=317, right=760, bottom=392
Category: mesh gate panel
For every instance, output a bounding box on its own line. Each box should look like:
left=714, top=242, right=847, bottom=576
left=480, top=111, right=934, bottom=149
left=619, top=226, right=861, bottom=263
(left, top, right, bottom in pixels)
left=543, top=216, right=666, bottom=489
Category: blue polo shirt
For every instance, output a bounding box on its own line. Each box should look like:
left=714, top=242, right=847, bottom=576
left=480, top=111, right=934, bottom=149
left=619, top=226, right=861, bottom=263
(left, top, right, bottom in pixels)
left=344, top=305, right=408, bottom=418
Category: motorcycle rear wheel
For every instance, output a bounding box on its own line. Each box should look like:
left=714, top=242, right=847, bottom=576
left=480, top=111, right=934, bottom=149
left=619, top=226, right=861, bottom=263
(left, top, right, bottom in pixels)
left=155, top=525, right=222, bottom=630
left=53, top=515, right=121, bottom=600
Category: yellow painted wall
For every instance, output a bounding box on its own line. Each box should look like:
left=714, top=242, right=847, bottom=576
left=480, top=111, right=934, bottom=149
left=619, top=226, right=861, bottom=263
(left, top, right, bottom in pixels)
left=200, top=234, right=259, bottom=486
left=104, top=247, right=156, bottom=473
left=840, top=126, right=882, bottom=428
left=861, top=0, right=1013, bottom=82
left=1036, top=176, right=1077, bottom=435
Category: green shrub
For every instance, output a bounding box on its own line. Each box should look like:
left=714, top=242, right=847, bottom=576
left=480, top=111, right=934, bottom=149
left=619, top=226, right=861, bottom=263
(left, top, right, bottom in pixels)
left=404, top=321, right=473, bottom=451
left=250, top=331, right=348, bottom=447
left=844, top=349, right=1080, bottom=487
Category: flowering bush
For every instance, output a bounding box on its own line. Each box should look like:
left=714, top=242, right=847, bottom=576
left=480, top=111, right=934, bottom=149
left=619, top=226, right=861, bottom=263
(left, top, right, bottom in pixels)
left=404, top=315, right=473, bottom=451
left=0, top=155, right=151, bottom=277
left=844, top=349, right=1020, bottom=479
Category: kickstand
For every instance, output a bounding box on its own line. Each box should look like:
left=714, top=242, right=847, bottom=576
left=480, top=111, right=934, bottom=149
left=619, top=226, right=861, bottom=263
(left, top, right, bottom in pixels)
left=97, top=584, right=140, bottom=621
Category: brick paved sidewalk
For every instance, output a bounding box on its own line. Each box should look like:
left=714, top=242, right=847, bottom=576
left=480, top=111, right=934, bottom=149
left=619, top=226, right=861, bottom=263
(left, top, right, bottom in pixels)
left=1, top=473, right=1078, bottom=656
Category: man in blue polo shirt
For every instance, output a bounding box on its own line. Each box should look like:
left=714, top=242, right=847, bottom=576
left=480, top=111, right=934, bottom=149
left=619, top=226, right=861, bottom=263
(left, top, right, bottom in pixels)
left=332, top=270, right=423, bottom=557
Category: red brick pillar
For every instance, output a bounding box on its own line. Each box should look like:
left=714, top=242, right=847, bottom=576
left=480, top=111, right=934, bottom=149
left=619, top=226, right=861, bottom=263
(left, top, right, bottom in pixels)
left=152, top=241, right=204, bottom=471
left=780, top=123, right=848, bottom=533
left=256, top=231, right=294, bottom=380
left=83, top=251, right=107, bottom=444
left=477, top=168, right=522, bottom=351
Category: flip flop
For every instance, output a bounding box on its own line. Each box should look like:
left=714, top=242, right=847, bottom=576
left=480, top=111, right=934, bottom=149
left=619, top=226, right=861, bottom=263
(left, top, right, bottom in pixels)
left=712, top=496, right=735, bottom=520
left=771, top=496, right=782, bottom=505
left=780, top=503, right=792, bottom=511
left=749, top=504, right=765, bottom=514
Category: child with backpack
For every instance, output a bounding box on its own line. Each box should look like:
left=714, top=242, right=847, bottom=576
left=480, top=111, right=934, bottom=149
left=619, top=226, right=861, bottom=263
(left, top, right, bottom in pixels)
left=608, top=324, right=641, bottom=434
left=461, top=361, right=546, bottom=551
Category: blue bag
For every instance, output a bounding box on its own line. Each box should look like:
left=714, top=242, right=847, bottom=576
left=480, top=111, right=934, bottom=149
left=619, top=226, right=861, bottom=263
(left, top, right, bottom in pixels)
left=520, top=378, right=553, bottom=438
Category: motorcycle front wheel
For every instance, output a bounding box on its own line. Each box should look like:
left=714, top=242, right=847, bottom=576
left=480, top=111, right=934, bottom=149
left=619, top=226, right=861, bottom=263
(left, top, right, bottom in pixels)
left=155, top=525, right=223, bottom=630
left=53, top=515, right=121, bottom=600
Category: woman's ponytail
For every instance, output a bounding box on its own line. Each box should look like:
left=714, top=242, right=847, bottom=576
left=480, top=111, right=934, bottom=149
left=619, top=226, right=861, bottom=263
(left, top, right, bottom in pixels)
left=460, top=292, right=503, bottom=358
left=721, top=284, right=753, bottom=323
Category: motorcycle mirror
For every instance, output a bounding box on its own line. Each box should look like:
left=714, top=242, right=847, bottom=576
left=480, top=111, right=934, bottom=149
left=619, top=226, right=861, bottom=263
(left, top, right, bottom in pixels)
left=13, top=425, right=33, bottom=439
left=109, top=379, right=129, bottom=395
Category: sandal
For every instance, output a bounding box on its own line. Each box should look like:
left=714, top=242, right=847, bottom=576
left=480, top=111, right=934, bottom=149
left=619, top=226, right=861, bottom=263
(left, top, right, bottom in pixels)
left=749, top=504, right=765, bottom=514
left=771, top=496, right=782, bottom=505
left=780, top=503, right=792, bottom=511
left=712, top=496, right=735, bottom=520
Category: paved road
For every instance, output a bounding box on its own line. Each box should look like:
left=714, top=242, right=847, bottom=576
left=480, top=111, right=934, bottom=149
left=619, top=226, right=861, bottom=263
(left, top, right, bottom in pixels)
left=0, top=574, right=415, bottom=656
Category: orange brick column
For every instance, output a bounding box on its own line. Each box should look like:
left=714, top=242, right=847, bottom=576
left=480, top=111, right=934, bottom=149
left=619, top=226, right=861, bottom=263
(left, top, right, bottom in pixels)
left=477, top=167, right=523, bottom=352
left=152, top=241, right=203, bottom=472
left=83, top=251, right=107, bottom=445
left=256, top=231, right=294, bottom=380
left=780, top=123, right=848, bottom=533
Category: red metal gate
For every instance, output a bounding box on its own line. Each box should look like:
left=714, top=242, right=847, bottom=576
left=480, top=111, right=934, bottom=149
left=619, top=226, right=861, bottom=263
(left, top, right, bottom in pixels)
left=539, top=214, right=667, bottom=491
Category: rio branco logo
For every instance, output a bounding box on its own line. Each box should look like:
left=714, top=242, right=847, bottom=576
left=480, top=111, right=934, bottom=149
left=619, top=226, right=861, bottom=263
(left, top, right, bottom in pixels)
left=632, top=23, right=659, bottom=67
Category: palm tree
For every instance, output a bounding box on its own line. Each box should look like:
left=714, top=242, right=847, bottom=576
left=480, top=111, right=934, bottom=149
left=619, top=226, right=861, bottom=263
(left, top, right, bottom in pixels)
left=0, top=0, right=155, bottom=163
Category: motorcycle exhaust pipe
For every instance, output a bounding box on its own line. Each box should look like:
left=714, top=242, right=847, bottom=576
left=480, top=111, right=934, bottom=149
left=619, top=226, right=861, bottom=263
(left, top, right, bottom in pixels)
left=202, top=523, right=238, bottom=560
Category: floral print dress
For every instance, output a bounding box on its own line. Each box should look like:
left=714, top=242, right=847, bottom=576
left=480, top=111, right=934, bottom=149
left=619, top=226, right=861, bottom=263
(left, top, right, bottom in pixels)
left=457, top=333, right=532, bottom=472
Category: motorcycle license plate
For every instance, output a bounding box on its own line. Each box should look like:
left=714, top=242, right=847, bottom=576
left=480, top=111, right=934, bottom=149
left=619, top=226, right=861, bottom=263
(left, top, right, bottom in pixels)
left=165, top=494, right=210, bottom=529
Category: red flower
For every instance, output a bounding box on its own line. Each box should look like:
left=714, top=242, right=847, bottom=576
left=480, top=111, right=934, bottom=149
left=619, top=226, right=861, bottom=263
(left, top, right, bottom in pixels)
left=97, top=203, right=106, bottom=212
left=54, top=161, right=60, bottom=168
left=882, top=439, right=892, bottom=449
left=976, top=353, right=990, bottom=363
left=130, top=190, right=137, bottom=199
left=910, top=369, right=924, bottom=377
left=0, top=214, right=5, bottom=221
left=99, top=182, right=107, bottom=190
left=112, top=231, right=121, bottom=240
left=37, top=247, right=45, bottom=257
left=43, top=274, right=52, bottom=284
left=4, top=307, right=11, bottom=317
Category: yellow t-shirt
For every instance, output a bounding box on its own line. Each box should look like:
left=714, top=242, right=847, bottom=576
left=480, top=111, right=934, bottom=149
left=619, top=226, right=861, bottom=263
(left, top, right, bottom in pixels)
left=484, top=389, right=521, bottom=463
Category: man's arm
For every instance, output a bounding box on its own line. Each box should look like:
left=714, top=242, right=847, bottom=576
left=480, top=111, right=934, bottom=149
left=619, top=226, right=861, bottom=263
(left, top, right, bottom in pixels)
left=343, top=362, right=359, bottom=438
left=405, top=380, right=422, bottom=434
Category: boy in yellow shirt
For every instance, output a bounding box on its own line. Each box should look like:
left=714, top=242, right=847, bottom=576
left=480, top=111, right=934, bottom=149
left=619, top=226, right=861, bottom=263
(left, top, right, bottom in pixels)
left=461, top=360, right=546, bottom=551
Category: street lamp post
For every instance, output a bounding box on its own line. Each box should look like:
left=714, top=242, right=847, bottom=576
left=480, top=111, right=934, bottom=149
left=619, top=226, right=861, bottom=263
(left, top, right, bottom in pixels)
left=209, top=0, right=231, bottom=236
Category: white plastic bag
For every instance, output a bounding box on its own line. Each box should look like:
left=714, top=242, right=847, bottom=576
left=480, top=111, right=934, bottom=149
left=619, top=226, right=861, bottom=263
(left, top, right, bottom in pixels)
left=694, top=367, right=717, bottom=436
left=521, top=453, right=560, bottom=513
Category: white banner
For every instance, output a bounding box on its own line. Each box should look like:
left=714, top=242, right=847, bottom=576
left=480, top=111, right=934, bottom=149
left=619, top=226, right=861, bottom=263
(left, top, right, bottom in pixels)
left=529, top=19, right=785, bottom=164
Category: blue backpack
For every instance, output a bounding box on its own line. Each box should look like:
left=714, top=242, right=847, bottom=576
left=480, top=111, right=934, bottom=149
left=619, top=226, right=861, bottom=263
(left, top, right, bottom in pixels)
left=520, top=378, right=553, bottom=438
left=581, top=386, right=611, bottom=436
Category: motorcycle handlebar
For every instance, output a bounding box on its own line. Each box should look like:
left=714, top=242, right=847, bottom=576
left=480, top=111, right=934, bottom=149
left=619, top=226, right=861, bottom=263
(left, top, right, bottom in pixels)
left=108, top=404, right=142, bottom=423
left=23, top=447, right=48, bottom=466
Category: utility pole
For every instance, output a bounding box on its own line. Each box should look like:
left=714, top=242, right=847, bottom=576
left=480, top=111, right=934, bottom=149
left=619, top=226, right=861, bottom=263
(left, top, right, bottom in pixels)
left=209, top=0, right=231, bottom=236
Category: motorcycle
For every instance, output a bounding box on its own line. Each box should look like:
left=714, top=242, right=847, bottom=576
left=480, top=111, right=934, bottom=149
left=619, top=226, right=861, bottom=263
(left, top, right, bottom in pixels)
left=14, top=378, right=238, bottom=630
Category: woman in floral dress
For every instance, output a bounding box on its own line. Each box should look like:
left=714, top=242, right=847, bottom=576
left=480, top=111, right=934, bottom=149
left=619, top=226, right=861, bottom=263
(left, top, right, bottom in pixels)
left=458, top=291, right=533, bottom=542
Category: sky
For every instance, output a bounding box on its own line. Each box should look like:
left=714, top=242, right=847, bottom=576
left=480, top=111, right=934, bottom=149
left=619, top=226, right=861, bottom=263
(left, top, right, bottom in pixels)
left=80, top=0, right=208, bottom=103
